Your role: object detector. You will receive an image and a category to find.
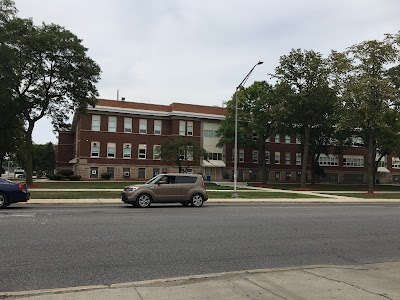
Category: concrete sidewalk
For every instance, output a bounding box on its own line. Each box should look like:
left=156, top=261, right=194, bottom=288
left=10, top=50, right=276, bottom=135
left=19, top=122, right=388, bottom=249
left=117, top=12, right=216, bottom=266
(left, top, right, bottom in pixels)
left=2, top=261, right=399, bottom=299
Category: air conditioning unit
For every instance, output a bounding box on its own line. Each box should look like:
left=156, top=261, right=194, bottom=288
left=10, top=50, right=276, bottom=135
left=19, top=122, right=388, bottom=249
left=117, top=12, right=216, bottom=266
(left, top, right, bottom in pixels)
left=124, top=144, right=131, bottom=149
left=93, top=142, right=99, bottom=147
left=123, top=171, right=130, bottom=177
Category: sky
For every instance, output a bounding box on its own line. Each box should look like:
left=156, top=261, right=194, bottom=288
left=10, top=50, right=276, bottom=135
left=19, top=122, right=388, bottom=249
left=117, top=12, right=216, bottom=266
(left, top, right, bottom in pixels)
left=13, top=0, right=400, bottom=144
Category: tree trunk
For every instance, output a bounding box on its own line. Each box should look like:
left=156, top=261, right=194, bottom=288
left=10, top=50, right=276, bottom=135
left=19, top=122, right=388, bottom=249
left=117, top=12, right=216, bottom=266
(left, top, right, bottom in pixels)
left=310, top=155, right=316, bottom=185
left=25, top=125, right=34, bottom=185
left=301, top=126, right=310, bottom=188
left=367, top=132, right=374, bottom=193
left=260, top=141, right=268, bottom=184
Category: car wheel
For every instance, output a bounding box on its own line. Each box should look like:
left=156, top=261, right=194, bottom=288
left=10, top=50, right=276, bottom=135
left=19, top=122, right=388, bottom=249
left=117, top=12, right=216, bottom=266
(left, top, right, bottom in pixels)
left=0, top=192, right=8, bottom=209
left=180, top=201, right=190, bottom=206
left=191, top=194, right=204, bottom=207
left=136, top=194, right=152, bottom=208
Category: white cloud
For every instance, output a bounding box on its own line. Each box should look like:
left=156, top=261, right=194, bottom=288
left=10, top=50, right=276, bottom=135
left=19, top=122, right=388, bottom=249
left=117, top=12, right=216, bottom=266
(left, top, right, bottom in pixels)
left=13, top=0, right=400, bottom=143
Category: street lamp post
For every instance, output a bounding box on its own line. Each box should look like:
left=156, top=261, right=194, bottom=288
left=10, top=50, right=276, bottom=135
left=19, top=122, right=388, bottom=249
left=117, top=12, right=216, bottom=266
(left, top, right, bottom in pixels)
left=233, top=61, right=263, bottom=198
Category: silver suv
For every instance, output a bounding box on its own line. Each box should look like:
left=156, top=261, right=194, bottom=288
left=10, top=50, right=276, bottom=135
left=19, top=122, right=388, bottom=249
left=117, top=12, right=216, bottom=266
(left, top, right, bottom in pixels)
left=121, top=173, right=208, bottom=208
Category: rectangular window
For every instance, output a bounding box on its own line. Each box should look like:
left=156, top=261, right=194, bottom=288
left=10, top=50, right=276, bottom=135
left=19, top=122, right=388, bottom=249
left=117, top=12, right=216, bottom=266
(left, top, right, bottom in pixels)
left=138, top=144, right=147, bottom=159
left=108, top=116, right=116, bottom=132
left=106, top=167, right=115, bottom=179
left=123, top=168, right=130, bottom=179
left=179, top=121, right=186, bottom=136
left=275, top=172, right=281, bottom=182
left=239, top=149, right=244, bottom=162
left=274, top=135, right=280, bottom=143
left=154, top=120, right=162, bottom=135
left=265, top=151, right=270, bottom=164
left=275, top=152, right=280, bottom=164
left=285, top=135, right=291, bottom=143
left=285, top=152, right=291, bottom=165
left=179, top=147, right=186, bottom=160
left=124, top=117, right=132, bottom=133
left=252, top=132, right=258, bottom=141
left=91, top=142, right=100, bottom=157
left=138, top=168, right=146, bottom=179
left=187, top=146, right=194, bottom=161
left=392, top=157, right=400, bottom=168
left=187, top=121, right=193, bottom=136
left=90, top=167, right=98, bottom=179
left=153, top=168, right=160, bottom=177
left=139, top=119, right=147, bottom=134
left=318, top=154, right=339, bottom=166
left=91, top=115, right=100, bottom=131
left=204, top=130, right=214, bottom=138
left=123, top=143, right=131, bottom=159
left=107, top=143, right=116, bottom=158
left=153, top=145, right=161, bottom=160
left=343, top=155, right=364, bottom=167
left=296, top=153, right=302, bottom=165
left=296, top=136, right=301, bottom=144
left=252, top=150, right=258, bottom=163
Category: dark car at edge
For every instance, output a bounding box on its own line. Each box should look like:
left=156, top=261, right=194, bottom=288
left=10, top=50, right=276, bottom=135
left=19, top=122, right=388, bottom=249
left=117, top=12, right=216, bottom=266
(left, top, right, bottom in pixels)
left=0, top=178, right=30, bottom=208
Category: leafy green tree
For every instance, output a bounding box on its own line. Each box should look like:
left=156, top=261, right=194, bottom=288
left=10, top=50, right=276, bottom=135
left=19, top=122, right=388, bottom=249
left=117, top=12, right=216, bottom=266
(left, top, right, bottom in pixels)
left=0, top=8, right=101, bottom=184
left=0, top=0, right=25, bottom=169
left=32, top=143, right=55, bottom=174
left=160, top=137, right=206, bottom=173
left=332, top=33, right=400, bottom=193
left=217, top=81, right=277, bottom=183
left=273, top=49, right=338, bottom=188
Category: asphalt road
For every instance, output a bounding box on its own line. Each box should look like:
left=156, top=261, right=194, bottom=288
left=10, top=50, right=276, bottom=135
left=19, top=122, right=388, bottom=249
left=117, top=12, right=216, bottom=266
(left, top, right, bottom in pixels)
left=1, top=202, right=400, bottom=293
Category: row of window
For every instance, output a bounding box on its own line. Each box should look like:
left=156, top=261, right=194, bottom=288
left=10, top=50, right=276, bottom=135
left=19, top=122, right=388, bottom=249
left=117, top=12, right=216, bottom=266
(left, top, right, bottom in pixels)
left=232, top=150, right=303, bottom=165
left=232, top=152, right=368, bottom=167
left=88, top=140, right=375, bottom=168
left=89, top=166, right=195, bottom=179
left=92, top=115, right=194, bottom=136
left=90, top=142, right=194, bottom=161
left=261, top=135, right=301, bottom=144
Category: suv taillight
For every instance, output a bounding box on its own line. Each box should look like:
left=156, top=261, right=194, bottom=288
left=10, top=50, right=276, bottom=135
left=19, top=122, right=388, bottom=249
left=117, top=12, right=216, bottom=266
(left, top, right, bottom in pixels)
left=202, top=178, right=205, bottom=188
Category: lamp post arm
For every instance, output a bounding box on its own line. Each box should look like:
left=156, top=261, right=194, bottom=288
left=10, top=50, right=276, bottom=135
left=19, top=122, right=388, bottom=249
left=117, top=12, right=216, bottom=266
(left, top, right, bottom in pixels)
left=237, top=61, right=264, bottom=89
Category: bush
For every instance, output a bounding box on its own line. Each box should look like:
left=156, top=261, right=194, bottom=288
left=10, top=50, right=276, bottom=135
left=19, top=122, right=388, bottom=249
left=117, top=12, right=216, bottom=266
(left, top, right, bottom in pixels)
left=69, top=175, right=81, bottom=181
left=57, top=169, right=74, bottom=177
left=101, top=172, right=112, bottom=180
left=49, top=174, right=63, bottom=181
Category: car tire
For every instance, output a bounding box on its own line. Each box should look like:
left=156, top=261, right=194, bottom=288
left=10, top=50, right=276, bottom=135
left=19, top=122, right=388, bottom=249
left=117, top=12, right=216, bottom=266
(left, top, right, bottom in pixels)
left=0, top=192, right=8, bottom=209
left=136, top=194, right=152, bottom=208
left=180, top=201, right=190, bottom=206
left=190, top=193, right=204, bottom=207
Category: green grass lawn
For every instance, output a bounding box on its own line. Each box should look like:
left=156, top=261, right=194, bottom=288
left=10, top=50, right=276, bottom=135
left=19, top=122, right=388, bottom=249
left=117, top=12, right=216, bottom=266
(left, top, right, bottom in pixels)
left=29, top=190, right=322, bottom=199
left=323, top=192, right=400, bottom=199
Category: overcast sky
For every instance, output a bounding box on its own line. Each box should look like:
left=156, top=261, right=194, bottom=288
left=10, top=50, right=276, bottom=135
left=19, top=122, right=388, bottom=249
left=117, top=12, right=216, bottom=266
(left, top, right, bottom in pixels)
left=13, top=0, right=400, bottom=144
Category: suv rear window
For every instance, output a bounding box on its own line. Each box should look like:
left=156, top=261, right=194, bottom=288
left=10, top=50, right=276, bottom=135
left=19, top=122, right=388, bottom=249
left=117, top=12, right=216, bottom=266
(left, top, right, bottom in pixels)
left=175, top=176, right=197, bottom=184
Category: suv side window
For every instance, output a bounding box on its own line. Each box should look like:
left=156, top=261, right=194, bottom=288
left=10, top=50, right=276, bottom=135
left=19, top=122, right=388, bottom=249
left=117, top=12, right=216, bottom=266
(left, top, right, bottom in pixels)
left=175, top=176, right=197, bottom=184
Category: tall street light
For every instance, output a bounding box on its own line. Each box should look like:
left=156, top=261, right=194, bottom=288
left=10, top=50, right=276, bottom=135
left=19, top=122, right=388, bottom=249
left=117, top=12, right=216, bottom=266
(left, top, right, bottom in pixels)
left=233, top=61, right=263, bottom=197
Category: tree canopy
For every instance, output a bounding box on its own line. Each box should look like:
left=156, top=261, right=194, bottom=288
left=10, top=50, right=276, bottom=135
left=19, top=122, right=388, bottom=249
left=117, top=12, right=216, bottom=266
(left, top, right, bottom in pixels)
left=217, top=81, right=277, bottom=183
left=0, top=0, right=101, bottom=184
left=332, top=32, right=400, bottom=192
left=273, top=49, right=338, bottom=187
left=160, top=137, right=206, bottom=173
